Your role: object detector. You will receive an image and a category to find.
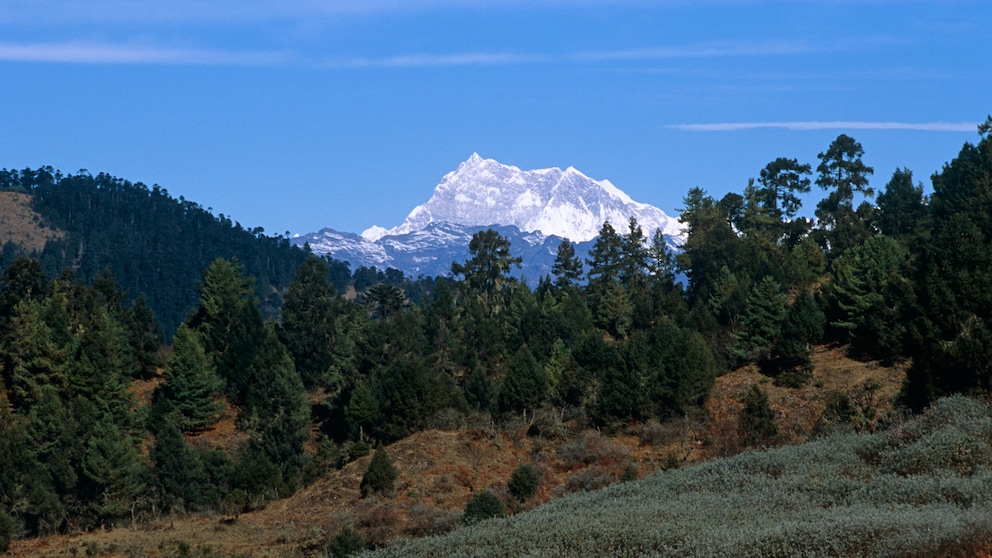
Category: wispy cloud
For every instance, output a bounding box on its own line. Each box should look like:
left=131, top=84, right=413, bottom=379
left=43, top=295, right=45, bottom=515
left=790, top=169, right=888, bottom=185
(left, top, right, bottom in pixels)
left=575, top=40, right=820, bottom=61
left=0, top=42, right=289, bottom=66
left=324, top=52, right=545, bottom=68
left=670, top=121, right=977, bottom=132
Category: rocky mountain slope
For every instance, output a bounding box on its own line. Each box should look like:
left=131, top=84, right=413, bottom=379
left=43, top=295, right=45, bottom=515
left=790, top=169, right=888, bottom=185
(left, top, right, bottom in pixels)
left=294, top=154, right=681, bottom=279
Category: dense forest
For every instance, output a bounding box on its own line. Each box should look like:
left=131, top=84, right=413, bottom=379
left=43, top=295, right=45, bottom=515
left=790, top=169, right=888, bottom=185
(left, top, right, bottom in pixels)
left=1, top=121, right=991, bottom=550
left=0, top=168, right=314, bottom=335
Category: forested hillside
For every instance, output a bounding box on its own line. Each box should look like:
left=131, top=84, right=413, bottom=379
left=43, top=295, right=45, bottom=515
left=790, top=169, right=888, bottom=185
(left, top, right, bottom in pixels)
left=1, top=121, right=992, bottom=555
left=0, top=168, right=312, bottom=334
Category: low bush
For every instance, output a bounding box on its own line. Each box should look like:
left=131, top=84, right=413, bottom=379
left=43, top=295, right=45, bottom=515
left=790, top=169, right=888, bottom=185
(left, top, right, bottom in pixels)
left=463, top=490, right=505, bottom=524
left=508, top=463, right=541, bottom=502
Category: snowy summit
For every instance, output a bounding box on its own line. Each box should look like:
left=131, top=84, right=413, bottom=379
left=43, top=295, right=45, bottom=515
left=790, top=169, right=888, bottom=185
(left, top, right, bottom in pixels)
left=361, top=153, right=680, bottom=243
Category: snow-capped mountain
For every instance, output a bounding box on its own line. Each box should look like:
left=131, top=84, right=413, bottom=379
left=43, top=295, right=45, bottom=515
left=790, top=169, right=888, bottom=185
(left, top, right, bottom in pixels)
left=294, top=154, right=681, bottom=280
left=361, top=153, right=680, bottom=243
left=300, top=223, right=596, bottom=281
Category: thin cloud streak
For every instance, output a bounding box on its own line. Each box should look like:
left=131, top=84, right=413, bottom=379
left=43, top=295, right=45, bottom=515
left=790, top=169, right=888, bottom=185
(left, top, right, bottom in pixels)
left=671, top=121, right=977, bottom=132
left=0, top=42, right=289, bottom=66
left=576, top=40, right=819, bottom=61
left=324, top=52, right=545, bottom=68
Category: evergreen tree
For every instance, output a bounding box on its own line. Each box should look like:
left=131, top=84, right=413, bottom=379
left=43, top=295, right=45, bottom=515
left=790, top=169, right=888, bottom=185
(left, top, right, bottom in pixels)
left=80, top=414, right=146, bottom=524
left=586, top=221, right=624, bottom=288
left=552, top=238, right=584, bottom=289
left=769, top=290, right=825, bottom=385
left=451, top=229, right=521, bottom=316
left=123, top=294, right=164, bottom=379
left=739, top=384, right=777, bottom=447
left=677, top=187, right=742, bottom=305
left=364, top=283, right=408, bottom=320
left=875, top=168, right=929, bottom=247
left=903, top=128, right=992, bottom=409
left=344, top=382, right=379, bottom=442
left=814, top=134, right=875, bottom=255
left=360, top=446, right=398, bottom=498
left=162, top=324, right=223, bottom=432
left=756, top=157, right=812, bottom=223
left=497, top=345, right=548, bottom=417
left=190, top=258, right=265, bottom=402
left=733, top=276, right=787, bottom=366
left=619, top=217, right=648, bottom=287
left=240, top=324, right=311, bottom=495
left=825, top=235, right=911, bottom=363
left=278, top=256, right=340, bottom=390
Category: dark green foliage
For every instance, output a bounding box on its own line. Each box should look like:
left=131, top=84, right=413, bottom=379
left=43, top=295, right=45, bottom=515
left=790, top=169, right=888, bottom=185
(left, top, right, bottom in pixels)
left=123, top=294, right=164, bottom=379
left=875, top=168, right=929, bottom=247
left=586, top=221, right=624, bottom=288
left=149, top=413, right=232, bottom=512
left=360, top=447, right=399, bottom=498
left=451, top=229, right=522, bottom=315
left=902, top=131, right=992, bottom=410
left=756, top=157, right=812, bottom=223
left=161, top=324, right=223, bottom=432
left=733, top=276, right=787, bottom=366
left=497, top=346, right=548, bottom=417
left=677, top=188, right=742, bottom=306
left=0, top=168, right=311, bottom=336
left=813, top=134, right=875, bottom=255
left=463, top=490, right=505, bottom=524
left=768, top=290, right=825, bottom=386
left=239, top=323, right=311, bottom=496
left=364, top=283, right=409, bottom=321
left=551, top=239, right=583, bottom=288
left=0, top=509, right=11, bottom=552
left=278, top=256, right=341, bottom=390
left=825, top=235, right=911, bottom=363
left=328, top=526, right=365, bottom=558
left=189, top=257, right=265, bottom=402
left=739, top=384, right=778, bottom=447
left=508, top=463, right=541, bottom=502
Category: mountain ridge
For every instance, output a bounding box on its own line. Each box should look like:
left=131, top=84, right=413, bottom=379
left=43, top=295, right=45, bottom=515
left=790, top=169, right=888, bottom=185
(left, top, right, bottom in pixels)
left=298, top=154, right=681, bottom=278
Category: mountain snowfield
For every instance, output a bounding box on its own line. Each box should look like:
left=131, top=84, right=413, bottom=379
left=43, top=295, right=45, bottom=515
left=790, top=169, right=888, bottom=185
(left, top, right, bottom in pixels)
left=294, top=154, right=682, bottom=279
left=361, top=153, right=681, bottom=243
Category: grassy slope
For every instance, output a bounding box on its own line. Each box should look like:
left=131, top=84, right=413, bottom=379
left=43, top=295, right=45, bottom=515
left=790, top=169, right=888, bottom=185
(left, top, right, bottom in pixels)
left=368, top=396, right=992, bottom=558
left=8, top=347, right=915, bottom=557
left=0, top=191, right=62, bottom=252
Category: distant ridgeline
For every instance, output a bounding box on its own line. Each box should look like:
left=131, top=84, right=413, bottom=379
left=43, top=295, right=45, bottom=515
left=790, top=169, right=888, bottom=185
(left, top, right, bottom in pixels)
left=0, top=167, right=314, bottom=335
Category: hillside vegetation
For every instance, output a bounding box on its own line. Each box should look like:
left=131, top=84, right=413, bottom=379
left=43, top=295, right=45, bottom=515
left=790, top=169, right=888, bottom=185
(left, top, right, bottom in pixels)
left=1, top=167, right=311, bottom=335
left=8, top=346, right=907, bottom=557
left=2, top=124, right=992, bottom=555
left=367, top=396, right=992, bottom=558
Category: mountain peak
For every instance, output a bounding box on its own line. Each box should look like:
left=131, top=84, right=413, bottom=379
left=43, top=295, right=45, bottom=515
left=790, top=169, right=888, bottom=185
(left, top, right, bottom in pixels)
left=362, top=155, right=680, bottom=243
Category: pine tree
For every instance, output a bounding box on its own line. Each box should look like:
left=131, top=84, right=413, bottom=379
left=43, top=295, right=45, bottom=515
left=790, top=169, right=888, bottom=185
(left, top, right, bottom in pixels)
left=814, top=134, right=875, bottom=255
left=162, top=324, right=223, bottom=432
left=497, top=345, right=548, bottom=417
left=733, top=276, right=787, bottom=366
left=552, top=239, right=583, bottom=288
left=279, top=256, right=339, bottom=389
left=360, top=446, right=398, bottom=498
left=189, top=258, right=265, bottom=402
left=739, top=384, right=777, bottom=447
left=241, top=324, right=311, bottom=495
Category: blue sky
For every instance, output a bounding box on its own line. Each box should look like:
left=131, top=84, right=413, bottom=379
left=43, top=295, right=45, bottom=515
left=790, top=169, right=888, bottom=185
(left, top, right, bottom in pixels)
left=1, top=0, right=989, bottom=237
